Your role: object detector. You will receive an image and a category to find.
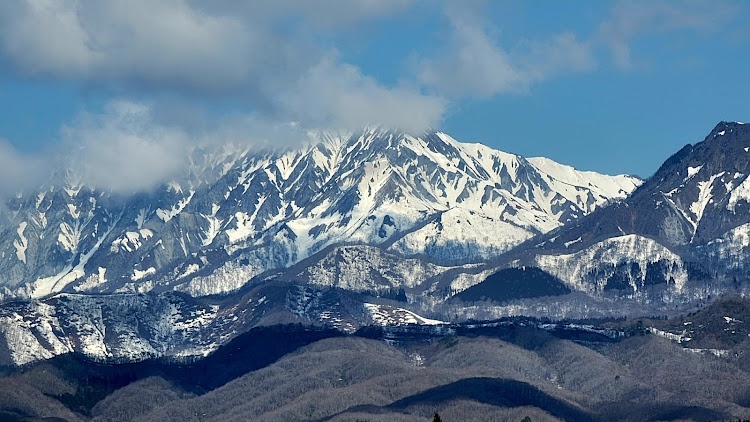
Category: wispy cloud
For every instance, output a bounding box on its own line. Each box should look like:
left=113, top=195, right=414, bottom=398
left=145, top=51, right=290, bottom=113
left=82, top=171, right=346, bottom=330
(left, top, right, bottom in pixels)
left=415, top=5, right=596, bottom=98
left=0, top=139, right=50, bottom=197
left=415, top=6, right=526, bottom=97
left=59, top=101, right=192, bottom=193
left=597, top=1, right=740, bottom=70
left=414, top=1, right=740, bottom=98
left=0, top=99, right=324, bottom=195
left=0, top=0, right=447, bottom=194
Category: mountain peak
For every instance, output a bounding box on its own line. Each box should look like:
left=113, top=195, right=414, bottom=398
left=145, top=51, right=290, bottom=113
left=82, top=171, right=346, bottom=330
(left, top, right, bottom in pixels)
left=704, top=120, right=750, bottom=144
left=712, top=120, right=747, bottom=131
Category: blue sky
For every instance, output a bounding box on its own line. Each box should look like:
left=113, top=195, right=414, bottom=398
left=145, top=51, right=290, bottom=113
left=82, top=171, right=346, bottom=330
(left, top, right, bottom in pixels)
left=0, top=1, right=748, bottom=184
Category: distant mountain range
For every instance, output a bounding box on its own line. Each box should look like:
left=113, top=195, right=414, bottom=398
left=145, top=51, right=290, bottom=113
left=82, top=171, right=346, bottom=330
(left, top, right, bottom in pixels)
left=3, top=122, right=750, bottom=366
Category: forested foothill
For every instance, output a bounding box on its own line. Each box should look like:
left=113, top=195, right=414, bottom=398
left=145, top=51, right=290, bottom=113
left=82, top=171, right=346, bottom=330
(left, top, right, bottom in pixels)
left=2, top=297, right=750, bottom=421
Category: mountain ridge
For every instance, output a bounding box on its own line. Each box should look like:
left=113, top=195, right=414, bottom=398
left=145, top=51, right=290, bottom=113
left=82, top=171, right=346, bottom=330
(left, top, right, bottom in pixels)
left=0, top=127, right=640, bottom=302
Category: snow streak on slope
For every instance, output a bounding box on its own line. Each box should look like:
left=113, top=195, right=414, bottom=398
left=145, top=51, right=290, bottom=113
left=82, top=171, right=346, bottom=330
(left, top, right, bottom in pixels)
left=728, top=174, right=750, bottom=212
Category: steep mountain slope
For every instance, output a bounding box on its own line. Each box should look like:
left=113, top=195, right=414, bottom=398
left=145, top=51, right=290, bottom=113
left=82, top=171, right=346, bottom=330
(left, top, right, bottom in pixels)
left=505, top=122, right=750, bottom=295
left=0, top=128, right=639, bottom=302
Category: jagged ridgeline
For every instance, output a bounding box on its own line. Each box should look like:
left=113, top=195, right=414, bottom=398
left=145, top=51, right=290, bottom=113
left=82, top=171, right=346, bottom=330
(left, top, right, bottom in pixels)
left=0, top=127, right=639, bottom=301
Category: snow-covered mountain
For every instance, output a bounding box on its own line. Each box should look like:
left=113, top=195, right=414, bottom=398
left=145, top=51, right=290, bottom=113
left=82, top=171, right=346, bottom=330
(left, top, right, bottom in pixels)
left=0, top=128, right=640, bottom=302
left=8, top=121, right=750, bottom=367
left=509, top=122, right=750, bottom=295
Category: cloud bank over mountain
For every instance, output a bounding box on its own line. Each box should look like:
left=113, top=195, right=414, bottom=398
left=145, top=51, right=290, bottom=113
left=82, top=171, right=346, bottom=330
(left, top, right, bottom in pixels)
left=0, top=1, right=744, bottom=192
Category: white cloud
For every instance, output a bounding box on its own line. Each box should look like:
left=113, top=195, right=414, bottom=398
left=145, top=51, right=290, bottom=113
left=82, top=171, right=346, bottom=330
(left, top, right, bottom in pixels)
left=48, top=90, right=444, bottom=194
left=0, top=0, right=256, bottom=92
left=0, top=99, right=324, bottom=195
left=59, top=97, right=417, bottom=193
left=278, top=55, right=446, bottom=133
left=0, top=1, right=595, bottom=194
left=0, top=1, right=738, bottom=194
left=417, top=9, right=525, bottom=98
left=516, top=32, right=597, bottom=81
left=203, top=0, right=413, bottom=30
left=415, top=1, right=739, bottom=98
left=0, top=0, right=442, bottom=134
left=0, top=1, right=93, bottom=78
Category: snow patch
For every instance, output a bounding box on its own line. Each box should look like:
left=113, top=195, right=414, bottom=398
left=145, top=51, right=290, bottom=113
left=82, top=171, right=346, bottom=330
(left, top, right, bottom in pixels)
left=684, top=348, right=729, bottom=357
left=564, top=237, right=582, bottom=248
left=67, top=203, right=80, bottom=219
left=131, top=267, right=156, bottom=281
left=687, top=166, right=702, bottom=179
left=724, top=316, right=742, bottom=323
left=135, top=208, right=148, bottom=229
left=201, top=203, right=223, bottom=246
left=689, top=172, right=722, bottom=234
left=111, top=229, right=154, bottom=253
left=528, top=156, right=642, bottom=214
left=648, top=327, right=691, bottom=343
left=364, top=303, right=446, bottom=326
left=226, top=211, right=255, bottom=244
left=390, top=208, right=534, bottom=261
left=74, top=267, right=108, bottom=292
left=178, top=264, right=201, bottom=280
left=32, top=219, right=116, bottom=298
left=728, top=175, right=750, bottom=212
left=14, top=222, right=28, bottom=264
left=57, top=222, right=82, bottom=253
